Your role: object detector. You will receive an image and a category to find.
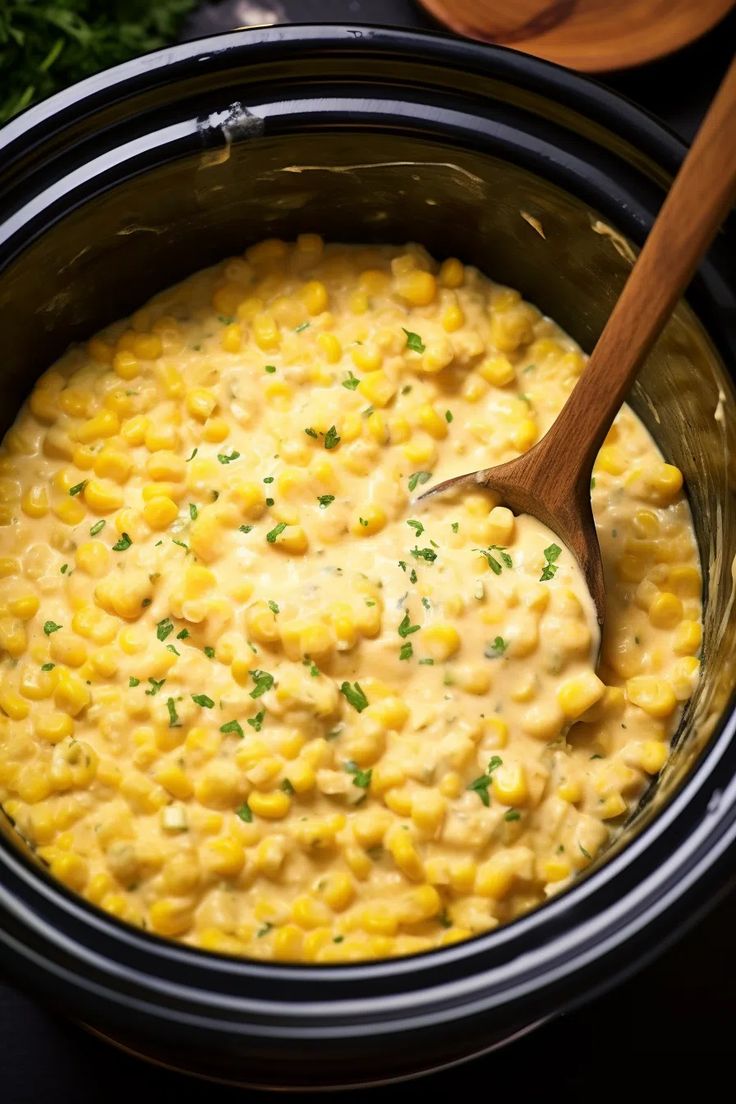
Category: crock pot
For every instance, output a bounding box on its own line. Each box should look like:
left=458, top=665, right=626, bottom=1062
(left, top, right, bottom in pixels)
left=0, top=25, right=734, bottom=1090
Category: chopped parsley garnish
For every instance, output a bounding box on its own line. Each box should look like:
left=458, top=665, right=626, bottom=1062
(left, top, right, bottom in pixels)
left=359, top=517, right=368, bottom=527
left=204, top=646, right=215, bottom=659
left=247, top=709, right=265, bottom=731
left=60, top=563, right=68, bottom=574
left=317, top=494, right=335, bottom=509
left=189, top=503, right=198, bottom=520
left=265, top=364, right=276, bottom=373
left=43, top=621, right=62, bottom=635
left=340, top=681, right=368, bottom=712
left=408, top=470, right=432, bottom=492
left=89, top=520, right=106, bottom=536
left=266, top=522, right=287, bottom=544
left=409, top=568, right=417, bottom=584
left=579, top=843, right=592, bottom=859
left=145, top=677, right=165, bottom=696
left=445, top=410, right=453, bottom=423
left=218, top=314, right=234, bottom=324
left=451, top=522, right=459, bottom=533
left=263, top=476, right=274, bottom=484
left=475, top=545, right=513, bottom=574
left=217, top=450, right=240, bottom=464
left=265, top=497, right=274, bottom=507
left=256, top=922, right=272, bottom=937
left=418, top=657, right=434, bottom=665
left=344, top=760, right=372, bottom=789
left=129, top=676, right=140, bottom=687
left=156, top=618, right=173, bottom=642
left=186, top=447, right=198, bottom=461
left=68, top=481, right=87, bottom=497
left=294, top=321, right=310, bottom=333
left=324, top=425, right=341, bottom=450
left=267, top=600, right=279, bottom=615
left=191, top=694, right=214, bottom=709
left=540, top=542, right=562, bottom=582
left=402, top=328, right=425, bottom=354
left=237, top=802, right=253, bottom=824
left=399, top=642, right=413, bottom=661
left=407, top=519, right=424, bottom=537
left=398, top=611, right=420, bottom=638
left=249, top=669, right=274, bottom=699
left=411, top=546, right=437, bottom=563
left=303, top=656, right=320, bottom=677
left=239, top=525, right=252, bottom=534
left=342, top=371, right=360, bottom=390
left=590, top=476, right=596, bottom=490
left=304, top=426, right=319, bottom=439
left=171, top=539, right=189, bottom=552
left=176, top=629, right=190, bottom=640
left=41, top=662, right=55, bottom=672
left=112, top=532, right=132, bottom=551
left=504, top=809, right=521, bottom=822
left=466, top=755, right=503, bottom=807
left=166, top=644, right=180, bottom=656
left=421, top=596, right=431, bottom=610
left=485, top=636, right=507, bottom=658
left=166, top=697, right=181, bottom=728
left=220, top=719, right=244, bottom=737
left=280, top=778, right=295, bottom=795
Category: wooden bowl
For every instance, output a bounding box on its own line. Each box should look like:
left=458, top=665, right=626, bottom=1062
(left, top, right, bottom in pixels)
left=416, top=0, right=735, bottom=72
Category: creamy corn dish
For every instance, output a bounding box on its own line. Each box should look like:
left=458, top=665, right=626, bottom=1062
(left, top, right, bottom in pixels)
left=0, top=238, right=702, bottom=963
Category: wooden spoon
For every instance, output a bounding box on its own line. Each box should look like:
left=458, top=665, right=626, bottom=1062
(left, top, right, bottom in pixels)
left=419, top=57, right=736, bottom=626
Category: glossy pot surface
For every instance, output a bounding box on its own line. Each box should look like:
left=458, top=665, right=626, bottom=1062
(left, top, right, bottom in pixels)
left=0, top=25, right=734, bottom=1089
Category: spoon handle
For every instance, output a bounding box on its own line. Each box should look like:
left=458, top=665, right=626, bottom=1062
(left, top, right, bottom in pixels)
left=537, top=56, right=736, bottom=488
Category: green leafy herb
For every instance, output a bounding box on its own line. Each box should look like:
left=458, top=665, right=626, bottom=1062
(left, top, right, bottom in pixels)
left=411, top=546, right=437, bottom=563
left=342, top=371, right=360, bottom=390
left=156, top=618, right=173, bottom=642
left=41, top=662, right=55, bottom=672
left=266, top=522, right=287, bottom=544
left=407, top=519, right=424, bottom=537
left=409, top=568, right=417, bottom=584
left=265, top=364, right=276, bottom=373
left=166, top=697, right=181, bottom=728
left=590, top=476, right=596, bottom=490
left=399, top=642, right=413, bottom=661
left=265, top=498, right=274, bottom=507
left=145, top=677, right=165, bottom=696
left=60, top=563, right=68, bottom=574
left=43, top=620, right=62, bottom=635
left=398, top=611, right=420, bottom=638
left=249, top=669, right=274, bottom=699
left=220, top=719, right=244, bottom=737
left=344, top=760, right=372, bottom=789
left=504, top=809, right=521, bottom=822
left=467, top=755, right=503, bottom=806
left=89, top=519, right=106, bottom=536
left=263, top=476, right=274, bottom=484
left=112, top=532, right=132, bottom=551
left=267, top=600, right=279, bottom=615
left=304, top=426, right=319, bottom=439
left=402, top=328, right=425, bottom=354
left=166, top=644, right=180, bottom=656
left=128, top=676, right=140, bottom=687
left=204, top=646, right=215, bottom=659
left=408, top=470, right=432, bottom=492
left=339, top=681, right=368, bottom=712
left=294, top=321, right=310, bottom=333
left=218, top=314, right=234, bottom=325
left=475, top=545, right=512, bottom=574
left=189, top=502, right=198, bottom=520
left=171, top=538, right=189, bottom=552
left=418, top=657, right=434, bottom=665
left=217, top=450, right=240, bottom=465
left=451, top=522, right=459, bottom=533
left=237, top=802, right=253, bottom=824
left=445, top=410, right=453, bottom=423
left=317, top=494, right=335, bottom=509
left=485, top=636, right=507, bottom=658
left=358, top=517, right=368, bottom=528
left=191, top=694, right=214, bottom=709
left=186, top=447, right=198, bottom=462
left=303, top=656, right=320, bottom=677
left=540, top=542, right=562, bottom=582
left=176, top=629, right=190, bottom=640
left=579, top=843, right=592, bottom=860
left=280, top=778, right=295, bottom=795
left=324, top=425, right=340, bottom=450
left=68, top=480, right=87, bottom=497
left=239, top=525, right=252, bottom=534
left=256, top=922, right=272, bottom=937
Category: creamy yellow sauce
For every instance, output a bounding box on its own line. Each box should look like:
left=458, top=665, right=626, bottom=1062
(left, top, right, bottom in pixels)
left=0, top=238, right=701, bottom=962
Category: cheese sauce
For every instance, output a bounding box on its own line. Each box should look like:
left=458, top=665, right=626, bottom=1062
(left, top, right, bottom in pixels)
left=0, top=238, right=701, bottom=961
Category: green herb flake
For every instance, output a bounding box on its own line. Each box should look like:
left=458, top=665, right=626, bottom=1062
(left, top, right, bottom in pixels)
left=280, top=778, right=295, bottom=795
left=156, top=618, right=174, bottom=642
left=339, top=681, right=368, bottom=713
left=398, top=611, right=420, bottom=638
left=203, top=646, right=215, bottom=659
left=402, top=328, right=426, bottom=354
left=41, top=662, right=55, bottom=672
left=344, top=760, right=372, bottom=789
left=323, top=425, right=341, bottom=450
left=192, top=694, right=214, bottom=709
left=68, top=481, right=87, bottom=497
left=176, top=629, right=190, bottom=640
left=467, top=774, right=491, bottom=807
left=239, top=525, right=253, bottom=534
left=451, top=522, right=459, bottom=533
left=342, top=371, right=360, bottom=390
left=504, top=809, right=521, bottom=822
left=485, top=636, right=507, bottom=658
left=590, top=476, right=596, bottom=490
left=411, top=546, right=437, bottom=563
left=112, top=532, right=132, bottom=551
left=304, top=426, right=319, bottom=439
left=579, top=843, right=592, bottom=860
left=145, top=677, right=165, bottom=696
left=217, top=450, right=240, bottom=465
left=89, top=520, right=106, bottom=536
left=268, top=600, right=280, bottom=615
left=43, top=621, right=62, bottom=636
left=408, top=470, right=432, bottom=492
left=418, top=657, right=435, bottom=665
left=249, top=669, right=274, bottom=699
left=358, top=517, right=368, bottom=527
left=409, top=569, right=417, bottom=584
left=475, top=545, right=512, bottom=574
left=445, top=410, right=453, bottom=423
left=399, top=641, right=413, bottom=661
left=129, top=676, right=140, bottom=687
left=237, top=802, right=253, bottom=824
left=220, top=719, right=245, bottom=737
left=303, top=656, right=320, bottom=677
left=166, top=644, right=180, bottom=656
left=186, top=447, right=198, bottom=462
left=60, top=563, right=69, bottom=574
left=266, top=522, right=287, bottom=544
left=166, top=697, right=181, bottom=728
left=189, top=502, right=198, bottom=520
left=407, top=519, right=424, bottom=537
left=317, top=494, right=335, bottom=509
left=294, top=321, right=310, bottom=333
left=264, top=364, right=276, bottom=373
left=540, top=542, right=562, bottom=582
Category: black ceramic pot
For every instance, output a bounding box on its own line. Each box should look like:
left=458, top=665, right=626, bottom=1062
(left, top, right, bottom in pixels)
left=0, top=25, right=734, bottom=1090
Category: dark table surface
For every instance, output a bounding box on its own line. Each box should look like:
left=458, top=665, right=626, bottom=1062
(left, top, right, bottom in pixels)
left=2, top=2, right=735, bottom=1099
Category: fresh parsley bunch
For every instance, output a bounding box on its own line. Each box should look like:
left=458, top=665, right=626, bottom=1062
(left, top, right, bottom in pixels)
left=0, top=0, right=197, bottom=123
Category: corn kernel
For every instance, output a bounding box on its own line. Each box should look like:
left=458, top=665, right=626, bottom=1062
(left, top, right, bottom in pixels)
left=648, top=592, right=683, bottom=629
left=396, top=270, right=436, bottom=306
left=248, top=790, right=291, bottom=819
left=422, top=623, right=460, bottom=661
left=557, top=672, right=606, bottom=719
left=626, top=676, right=677, bottom=718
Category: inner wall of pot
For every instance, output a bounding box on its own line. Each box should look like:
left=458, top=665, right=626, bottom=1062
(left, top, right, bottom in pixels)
left=2, top=131, right=735, bottom=861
